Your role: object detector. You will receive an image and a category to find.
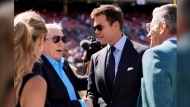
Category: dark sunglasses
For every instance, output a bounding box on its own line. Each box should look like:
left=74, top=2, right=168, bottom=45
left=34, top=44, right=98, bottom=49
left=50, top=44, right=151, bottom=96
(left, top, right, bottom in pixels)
left=45, top=35, right=68, bottom=43
left=92, top=24, right=103, bottom=31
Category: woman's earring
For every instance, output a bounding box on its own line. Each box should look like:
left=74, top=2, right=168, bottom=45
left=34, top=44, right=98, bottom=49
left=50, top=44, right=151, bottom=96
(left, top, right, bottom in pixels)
left=39, top=46, right=43, bottom=52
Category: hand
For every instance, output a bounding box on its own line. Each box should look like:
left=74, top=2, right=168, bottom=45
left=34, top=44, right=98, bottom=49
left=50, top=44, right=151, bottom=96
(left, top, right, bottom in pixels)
left=83, top=98, right=93, bottom=107
left=82, top=51, right=87, bottom=60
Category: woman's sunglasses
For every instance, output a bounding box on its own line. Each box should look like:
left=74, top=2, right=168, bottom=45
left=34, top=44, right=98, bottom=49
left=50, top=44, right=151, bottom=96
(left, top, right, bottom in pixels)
left=45, top=35, right=68, bottom=43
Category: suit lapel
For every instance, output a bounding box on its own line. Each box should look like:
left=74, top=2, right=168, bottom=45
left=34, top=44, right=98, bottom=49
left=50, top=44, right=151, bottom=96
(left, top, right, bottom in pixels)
left=41, top=55, right=70, bottom=99
left=97, top=47, right=111, bottom=98
left=62, top=61, right=73, bottom=86
left=111, top=39, right=136, bottom=98
left=62, top=61, right=80, bottom=98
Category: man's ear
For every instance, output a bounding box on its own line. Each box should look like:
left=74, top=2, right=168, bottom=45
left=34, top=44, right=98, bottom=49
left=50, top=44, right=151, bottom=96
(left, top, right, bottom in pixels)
left=113, top=21, right=119, bottom=29
left=160, top=22, right=167, bottom=34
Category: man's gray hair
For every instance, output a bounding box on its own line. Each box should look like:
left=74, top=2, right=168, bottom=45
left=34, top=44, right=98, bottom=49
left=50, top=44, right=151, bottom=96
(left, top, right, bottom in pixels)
left=45, top=22, right=62, bottom=31
left=152, top=4, right=177, bottom=35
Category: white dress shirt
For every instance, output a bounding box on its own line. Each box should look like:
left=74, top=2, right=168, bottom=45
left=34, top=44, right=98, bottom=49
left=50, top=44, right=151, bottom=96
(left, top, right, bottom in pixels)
left=106, top=34, right=127, bottom=76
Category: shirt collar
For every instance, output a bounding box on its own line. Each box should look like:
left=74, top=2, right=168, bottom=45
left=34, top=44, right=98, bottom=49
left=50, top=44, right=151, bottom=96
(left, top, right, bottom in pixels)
left=107, top=33, right=127, bottom=51
left=43, top=54, right=64, bottom=67
left=163, top=37, right=177, bottom=44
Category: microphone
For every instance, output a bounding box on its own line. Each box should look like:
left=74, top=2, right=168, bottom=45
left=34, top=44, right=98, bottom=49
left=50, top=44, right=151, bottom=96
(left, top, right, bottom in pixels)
left=80, top=40, right=90, bottom=50
left=90, top=40, right=101, bottom=48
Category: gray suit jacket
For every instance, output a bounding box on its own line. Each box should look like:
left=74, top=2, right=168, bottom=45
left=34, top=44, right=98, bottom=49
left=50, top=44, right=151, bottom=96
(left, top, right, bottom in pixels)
left=140, top=40, right=177, bottom=107
left=177, top=34, right=190, bottom=107
left=87, top=38, right=148, bottom=107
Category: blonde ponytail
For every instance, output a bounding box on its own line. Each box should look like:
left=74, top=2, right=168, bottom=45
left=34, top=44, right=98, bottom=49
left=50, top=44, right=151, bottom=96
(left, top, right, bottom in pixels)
left=14, top=10, right=47, bottom=106
left=14, top=21, right=35, bottom=106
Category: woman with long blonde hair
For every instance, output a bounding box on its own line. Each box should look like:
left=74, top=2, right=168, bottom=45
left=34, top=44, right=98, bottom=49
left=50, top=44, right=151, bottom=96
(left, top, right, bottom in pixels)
left=14, top=10, right=47, bottom=107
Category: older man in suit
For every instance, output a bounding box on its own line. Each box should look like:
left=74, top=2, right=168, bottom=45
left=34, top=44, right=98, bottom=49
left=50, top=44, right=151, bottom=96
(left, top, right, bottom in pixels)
left=33, top=22, right=92, bottom=107
left=177, top=0, right=190, bottom=107
left=87, top=4, right=148, bottom=107
left=139, top=4, right=177, bottom=107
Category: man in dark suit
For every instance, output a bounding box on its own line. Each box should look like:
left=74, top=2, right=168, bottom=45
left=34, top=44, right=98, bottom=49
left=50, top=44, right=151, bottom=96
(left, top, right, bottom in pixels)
left=33, top=22, right=92, bottom=107
left=177, top=0, right=190, bottom=107
left=138, top=4, right=177, bottom=107
left=86, top=4, right=148, bottom=107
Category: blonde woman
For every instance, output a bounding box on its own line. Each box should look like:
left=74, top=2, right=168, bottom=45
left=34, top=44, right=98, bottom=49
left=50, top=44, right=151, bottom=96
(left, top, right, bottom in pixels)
left=14, top=10, right=47, bottom=107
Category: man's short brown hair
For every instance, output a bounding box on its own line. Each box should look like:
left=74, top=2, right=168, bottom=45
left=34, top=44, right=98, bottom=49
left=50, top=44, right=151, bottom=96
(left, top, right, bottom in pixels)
left=91, top=4, right=123, bottom=31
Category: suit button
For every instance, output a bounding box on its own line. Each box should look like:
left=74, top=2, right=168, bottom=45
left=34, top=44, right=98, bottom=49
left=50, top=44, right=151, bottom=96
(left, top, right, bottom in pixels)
left=110, top=101, right=112, bottom=103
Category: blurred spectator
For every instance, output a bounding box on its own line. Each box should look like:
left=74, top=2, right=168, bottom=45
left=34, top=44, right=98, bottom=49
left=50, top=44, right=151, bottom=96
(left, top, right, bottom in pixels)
left=62, top=42, right=84, bottom=76
left=0, top=1, right=13, bottom=107
left=177, top=0, right=190, bottom=107
left=62, top=43, right=70, bottom=59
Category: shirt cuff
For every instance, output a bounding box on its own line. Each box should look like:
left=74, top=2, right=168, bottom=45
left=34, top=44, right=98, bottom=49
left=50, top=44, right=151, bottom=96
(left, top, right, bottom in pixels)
left=78, top=99, right=86, bottom=107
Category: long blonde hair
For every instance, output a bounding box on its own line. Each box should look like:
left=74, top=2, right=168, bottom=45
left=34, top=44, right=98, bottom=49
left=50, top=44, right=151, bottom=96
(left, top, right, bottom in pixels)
left=14, top=10, right=47, bottom=106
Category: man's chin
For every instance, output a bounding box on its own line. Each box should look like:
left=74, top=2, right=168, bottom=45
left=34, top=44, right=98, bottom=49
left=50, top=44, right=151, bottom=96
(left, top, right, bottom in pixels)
left=55, top=56, right=62, bottom=61
left=101, top=41, right=107, bottom=45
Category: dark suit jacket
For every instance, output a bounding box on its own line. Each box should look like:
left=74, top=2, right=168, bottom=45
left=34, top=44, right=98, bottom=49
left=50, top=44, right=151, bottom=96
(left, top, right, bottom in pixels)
left=33, top=55, right=88, bottom=107
left=87, top=38, right=148, bottom=107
